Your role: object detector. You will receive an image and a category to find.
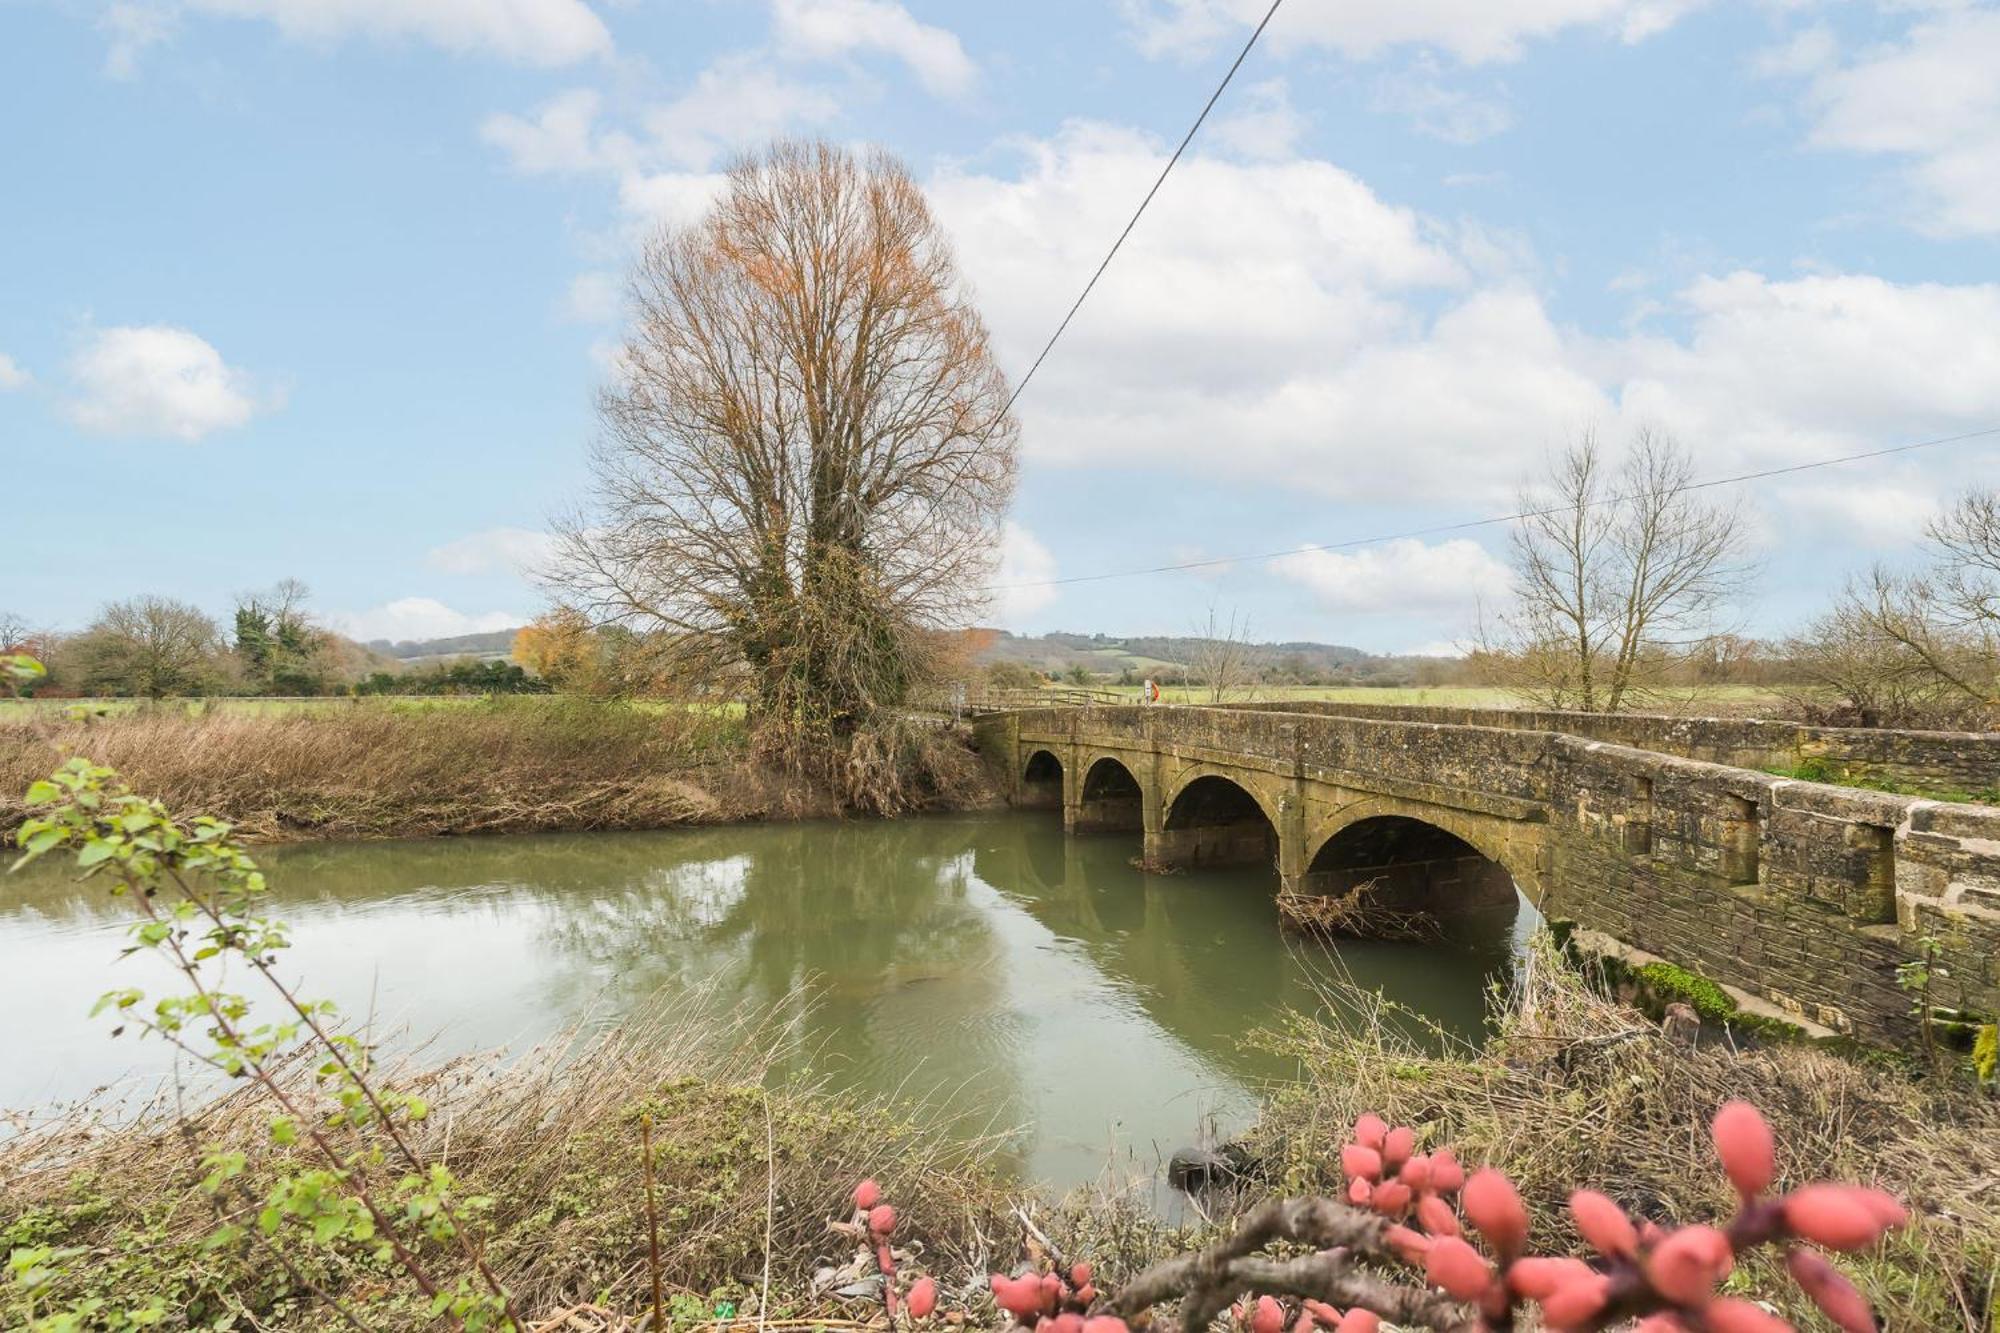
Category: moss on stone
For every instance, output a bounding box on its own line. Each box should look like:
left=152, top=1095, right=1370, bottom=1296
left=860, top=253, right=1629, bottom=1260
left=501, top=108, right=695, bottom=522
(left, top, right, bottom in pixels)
left=1633, top=961, right=1739, bottom=1023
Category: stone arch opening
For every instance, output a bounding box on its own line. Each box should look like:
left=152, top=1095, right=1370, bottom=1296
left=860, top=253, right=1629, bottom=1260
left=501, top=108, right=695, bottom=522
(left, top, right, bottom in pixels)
left=1304, top=815, right=1518, bottom=937
left=1020, top=750, right=1064, bottom=810
left=1077, top=757, right=1144, bottom=835
left=1158, top=775, right=1278, bottom=871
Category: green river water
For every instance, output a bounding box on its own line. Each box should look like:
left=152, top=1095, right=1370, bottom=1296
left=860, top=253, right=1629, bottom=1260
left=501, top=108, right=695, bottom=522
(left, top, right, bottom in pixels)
left=1, top=812, right=1529, bottom=1193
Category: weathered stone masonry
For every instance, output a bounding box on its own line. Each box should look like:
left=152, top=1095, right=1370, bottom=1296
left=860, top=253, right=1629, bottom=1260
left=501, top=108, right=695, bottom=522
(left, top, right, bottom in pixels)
left=971, top=705, right=2000, bottom=1047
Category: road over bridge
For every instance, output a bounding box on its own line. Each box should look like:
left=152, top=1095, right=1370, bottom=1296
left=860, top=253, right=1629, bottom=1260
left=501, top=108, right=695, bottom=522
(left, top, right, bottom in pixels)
left=972, top=703, right=2000, bottom=1047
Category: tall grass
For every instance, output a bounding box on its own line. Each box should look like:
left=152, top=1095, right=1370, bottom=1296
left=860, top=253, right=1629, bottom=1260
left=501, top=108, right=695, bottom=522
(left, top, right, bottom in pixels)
left=0, top=992, right=1037, bottom=1328
left=0, top=698, right=759, bottom=842
left=0, top=698, right=997, bottom=842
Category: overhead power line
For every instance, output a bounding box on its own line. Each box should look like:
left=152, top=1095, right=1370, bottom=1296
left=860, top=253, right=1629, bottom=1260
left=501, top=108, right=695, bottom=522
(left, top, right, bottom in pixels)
left=985, top=424, right=2000, bottom=592
left=997, top=0, right=1286, bottom=417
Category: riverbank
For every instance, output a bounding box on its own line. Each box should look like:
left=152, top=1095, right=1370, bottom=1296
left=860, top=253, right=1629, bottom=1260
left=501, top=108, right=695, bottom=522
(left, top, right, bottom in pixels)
left=6, top=942, right=1993, bottom=1331
left=0, top=698, right=999, bottom=841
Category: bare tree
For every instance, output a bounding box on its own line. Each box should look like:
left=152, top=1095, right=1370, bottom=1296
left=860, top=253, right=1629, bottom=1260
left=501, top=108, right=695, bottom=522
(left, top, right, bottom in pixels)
left=69, top=596, right=224, bottom=698
left=1787, top=487, right=2000, bottom=727
left=552, top=140, right=1018, bottom=757
left=1189, top=606, right=1257, bottom=705
left=234, top=578, right=334, bottom=694
left=1482, top=427, right=1751, bottom=712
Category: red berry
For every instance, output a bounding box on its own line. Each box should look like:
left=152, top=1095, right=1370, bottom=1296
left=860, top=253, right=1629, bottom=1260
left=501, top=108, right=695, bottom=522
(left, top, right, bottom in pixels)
left=992, top=1275, right=1043, bottom=1320
left=1252, top=1295, right=1285, bottom=1333
left=1568, top=1189, right=1638, bottom=1258
left=1535, top=1273, right=1610, bottom=1329
left=868, top=1204, right=897, bottom=1237
left=1070, top=1262, right=1092, bottom=1289
left=1353, top=1113, right=1388, bottom=1149
left=1428, top=1149, right=1464, bottom=1195
left=1712, top=1102, right=1776, bottom=1198
left=1347, top=1176, right=1373, bottom=1207
left=1340, top=1144, right=1384, bottom=1182
left=854, top=1178, right=882, bottom=1211
left=1370, top=1181, right=1412, bottom=1216
left=1082, top=1319, right=1129, bottom=1333
left=1382, top=1125, right=1416, bottom=1172
left=1507, top=1257, right=1595, bottom=1302
left=1647, top=1225, right=1734, bottom=1305
left=1461, top=1169, right=1529, bottom=1259
left=1415, top=1193, right=1459, bottom=1238
left=1423, top=1236, right=1492, bottom=1302
left=1383, top=1224, right=1433, bottom=1266
left=1333, top=1313, right=1378, bottom=1333
left=1784, top=1185, right=1906, bottom=1251
left=1398, top=1155, right=1432, bottom=1192
left=908, top=1277, right=938, bottom=1320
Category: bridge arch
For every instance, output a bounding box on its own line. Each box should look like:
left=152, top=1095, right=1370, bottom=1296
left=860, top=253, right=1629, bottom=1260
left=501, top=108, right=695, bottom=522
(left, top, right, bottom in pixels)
left=1157, top=771, right=1281, bottom=872
left=1021, top=749, right=1064, bottom=810
left=1303, top=800, right=1535, bottom=934
left=1075, top=755, right=1146, bottom=835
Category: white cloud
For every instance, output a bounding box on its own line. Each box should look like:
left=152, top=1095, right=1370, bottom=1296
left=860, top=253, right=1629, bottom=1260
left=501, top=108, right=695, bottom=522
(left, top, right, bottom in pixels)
left=771, top=0, right=976, bottom=97
left=330, top=597, right=524, bottom=643
left=1371, top=66, right=1513, bottom=144
left=1210, top=78, right=1307, bottom=159
left=562, top=270, right=621, bottom=324
left=0, top=354, right=30, bottom=391
left=991, top=522, right=1059, bottom=626
left=931, top=126, right=2000, bottom=513
left=483, top=58, right=836, bottom=227
left=1778, top=482, right=1938, bottom=551
left=1787, top=7, right=2000, bottom=235
left=184, top=0, right=611, bottom=66
left=642, top=54, right=842, bottom=169
left=1123, top=0, right=1708, bottom=65
left=100, top=2, right=176, bottom=79
left=426, top=527, right=562, bottom=577
left=1274, top=539, right=1512, bottom=615
left=66, top=325, right=263, bottom=441
left=1599, top=272, right=2000, bottom=466
left=481, top=89, right=633, bottom=175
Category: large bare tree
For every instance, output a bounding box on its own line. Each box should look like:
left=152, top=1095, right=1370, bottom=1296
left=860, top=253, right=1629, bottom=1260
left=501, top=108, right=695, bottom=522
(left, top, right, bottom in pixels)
left=553, top=140, right=1018, bottom=754
left=1483, top=427, right=1751, bottom=712
left=68, top=596, right=223, bottom=698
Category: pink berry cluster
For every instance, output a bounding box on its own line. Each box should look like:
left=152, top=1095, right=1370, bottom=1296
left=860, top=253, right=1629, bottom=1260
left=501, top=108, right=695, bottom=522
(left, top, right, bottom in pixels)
left=1338, top=1103, right=1908, bottom=1331
left=1239, top=1291, right=1382, bottom=1333
left=989, top=1260, right=1128, bottom=1333
left=850, top=1179, right=939, bottom=1321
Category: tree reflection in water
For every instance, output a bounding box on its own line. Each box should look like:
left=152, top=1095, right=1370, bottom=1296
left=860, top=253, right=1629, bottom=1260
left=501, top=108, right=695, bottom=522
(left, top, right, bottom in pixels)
left=1, top=814, right=1526, bottom=1193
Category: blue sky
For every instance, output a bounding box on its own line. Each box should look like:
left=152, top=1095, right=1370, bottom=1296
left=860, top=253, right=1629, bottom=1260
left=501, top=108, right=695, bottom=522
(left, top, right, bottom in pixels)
left=3, top=0, right=1998, bottom=652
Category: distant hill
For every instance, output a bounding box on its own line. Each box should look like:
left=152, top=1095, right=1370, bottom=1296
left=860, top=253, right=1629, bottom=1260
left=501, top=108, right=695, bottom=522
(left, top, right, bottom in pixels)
left=976, top=631, right=1388, bottom=677
left=365, top=629, right=521, bottom=662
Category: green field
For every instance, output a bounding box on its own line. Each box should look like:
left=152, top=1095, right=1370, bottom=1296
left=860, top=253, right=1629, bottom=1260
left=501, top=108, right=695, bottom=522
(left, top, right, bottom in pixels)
left=1078, top=682, right=1793, bottom=714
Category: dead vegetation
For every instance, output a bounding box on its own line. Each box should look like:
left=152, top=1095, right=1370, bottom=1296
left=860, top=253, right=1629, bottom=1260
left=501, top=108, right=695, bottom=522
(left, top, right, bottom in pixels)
left=0, top=700, right=997, bottom=842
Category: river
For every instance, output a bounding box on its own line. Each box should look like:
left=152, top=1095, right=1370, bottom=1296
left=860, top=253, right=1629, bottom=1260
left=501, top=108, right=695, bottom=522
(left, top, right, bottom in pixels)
left=1, top=812, right=1530, bottom=1194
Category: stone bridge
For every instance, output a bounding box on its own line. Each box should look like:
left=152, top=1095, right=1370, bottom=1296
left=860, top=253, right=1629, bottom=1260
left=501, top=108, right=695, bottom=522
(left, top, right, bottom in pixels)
left=971, top=704, right=2000, bottom=1046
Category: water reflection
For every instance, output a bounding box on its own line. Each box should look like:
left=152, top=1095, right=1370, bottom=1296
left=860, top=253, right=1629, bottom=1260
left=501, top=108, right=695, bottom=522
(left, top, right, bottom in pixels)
left=1, top=813, right=1524, bottom=1192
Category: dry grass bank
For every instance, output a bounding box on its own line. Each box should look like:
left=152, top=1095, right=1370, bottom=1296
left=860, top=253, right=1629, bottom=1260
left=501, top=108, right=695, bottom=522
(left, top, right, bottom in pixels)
left=1246, top=944, right=2000, bottom=1331
left=0, top=998, right=1034, bottom=1330
left=5, top=942, right=1994, bottom=1329
left=0, top=700, right=996, bottom=842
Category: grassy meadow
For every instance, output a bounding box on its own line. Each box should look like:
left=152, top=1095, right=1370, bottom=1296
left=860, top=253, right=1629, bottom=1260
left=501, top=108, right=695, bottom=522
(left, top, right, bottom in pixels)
left=1083, top=681, right=1794, bottom=715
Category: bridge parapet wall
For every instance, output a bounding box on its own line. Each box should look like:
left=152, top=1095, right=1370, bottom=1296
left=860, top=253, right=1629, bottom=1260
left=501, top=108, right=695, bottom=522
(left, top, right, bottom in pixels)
left=1234, top=701, right=2000, bottom=796
left=973, top=706, right=2000, bottom=1047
